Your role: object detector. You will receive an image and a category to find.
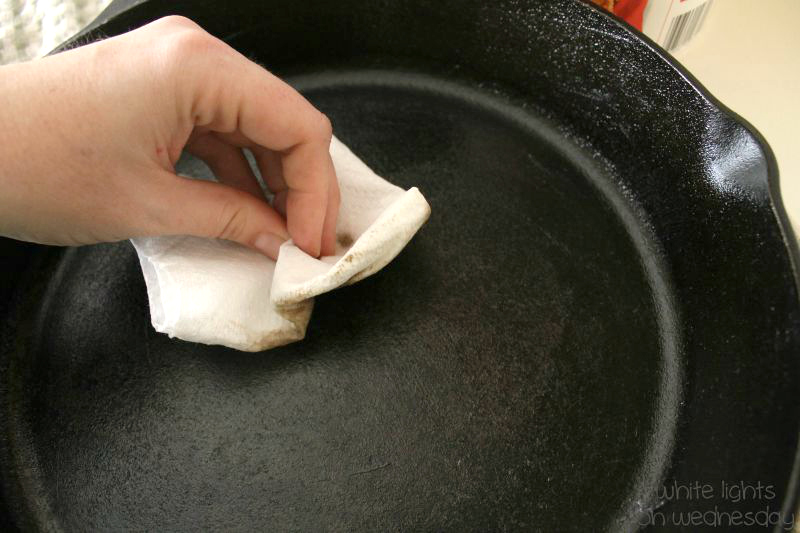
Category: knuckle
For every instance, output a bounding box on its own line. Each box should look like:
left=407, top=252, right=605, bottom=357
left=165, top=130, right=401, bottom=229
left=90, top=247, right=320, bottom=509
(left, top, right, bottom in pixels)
left=153, top=15, right=201, bottom=31
left=310, top=112, right=333, bottom=141
left=157, top=24, right=217, bottom=69
left=216, top=200, right=250, bottom=241
left=174, top=27, right=216, bottom=54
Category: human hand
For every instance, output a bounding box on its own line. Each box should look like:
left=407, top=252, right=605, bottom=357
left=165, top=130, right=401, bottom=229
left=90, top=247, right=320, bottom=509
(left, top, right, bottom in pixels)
left=0, top=16, right=340, bottom=259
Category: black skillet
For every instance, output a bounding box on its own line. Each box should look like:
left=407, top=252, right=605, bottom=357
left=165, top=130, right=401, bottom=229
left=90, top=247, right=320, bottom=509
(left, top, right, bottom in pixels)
left=1, top=0, right=799, bottom=531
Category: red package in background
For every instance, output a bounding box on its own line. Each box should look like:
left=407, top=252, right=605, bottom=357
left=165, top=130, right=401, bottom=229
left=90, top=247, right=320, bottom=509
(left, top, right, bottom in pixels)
left=613, top=0, right=647, bottom=30
left=590, top=0, right=647, bottom=30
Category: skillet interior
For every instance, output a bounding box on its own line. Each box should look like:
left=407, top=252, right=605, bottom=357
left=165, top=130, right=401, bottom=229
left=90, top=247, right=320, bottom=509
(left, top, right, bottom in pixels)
left=1, top=0, right=798, bottom=530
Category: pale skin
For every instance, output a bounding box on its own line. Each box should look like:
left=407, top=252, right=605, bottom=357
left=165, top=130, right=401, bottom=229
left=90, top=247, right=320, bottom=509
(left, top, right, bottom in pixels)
left=0, top=16, right=340, bottom=259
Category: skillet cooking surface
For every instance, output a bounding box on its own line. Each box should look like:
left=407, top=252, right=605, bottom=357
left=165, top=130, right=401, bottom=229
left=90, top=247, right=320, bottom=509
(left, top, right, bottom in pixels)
left=1, top=0, right=799, bottom=531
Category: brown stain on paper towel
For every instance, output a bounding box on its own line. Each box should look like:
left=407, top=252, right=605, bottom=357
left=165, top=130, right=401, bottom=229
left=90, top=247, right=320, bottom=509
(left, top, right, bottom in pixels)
left=337, top=233, right=354, bottom=248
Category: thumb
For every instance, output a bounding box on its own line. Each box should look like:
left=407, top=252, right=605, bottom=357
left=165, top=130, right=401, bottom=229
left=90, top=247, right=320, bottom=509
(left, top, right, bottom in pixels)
left=149, top=172, right=289, bottom=259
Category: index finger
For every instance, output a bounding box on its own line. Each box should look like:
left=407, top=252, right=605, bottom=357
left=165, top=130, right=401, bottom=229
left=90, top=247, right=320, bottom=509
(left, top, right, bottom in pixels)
left=186, top=40, right=338, bottom=257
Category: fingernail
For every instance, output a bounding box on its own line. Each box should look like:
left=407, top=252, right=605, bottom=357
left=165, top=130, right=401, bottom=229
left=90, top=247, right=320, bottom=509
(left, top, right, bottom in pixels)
left=254, top=233, right=286, bottom=259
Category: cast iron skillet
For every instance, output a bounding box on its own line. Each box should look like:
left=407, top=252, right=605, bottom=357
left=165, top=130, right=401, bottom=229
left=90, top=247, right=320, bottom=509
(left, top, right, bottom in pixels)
left=1, top=0, right=799, bottom=531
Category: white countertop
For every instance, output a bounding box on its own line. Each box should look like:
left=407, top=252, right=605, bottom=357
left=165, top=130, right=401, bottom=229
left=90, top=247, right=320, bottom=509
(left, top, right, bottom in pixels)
left=671, top=0, right=800, bottom=232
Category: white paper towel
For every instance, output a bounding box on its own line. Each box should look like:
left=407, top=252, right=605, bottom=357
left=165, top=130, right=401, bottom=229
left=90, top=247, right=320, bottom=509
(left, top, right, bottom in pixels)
left=132, top=136, right=431, bottom=352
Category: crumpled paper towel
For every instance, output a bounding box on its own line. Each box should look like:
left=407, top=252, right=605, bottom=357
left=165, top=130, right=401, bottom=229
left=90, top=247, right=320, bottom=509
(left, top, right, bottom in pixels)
left=132, top=136, right=431, bottom=351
